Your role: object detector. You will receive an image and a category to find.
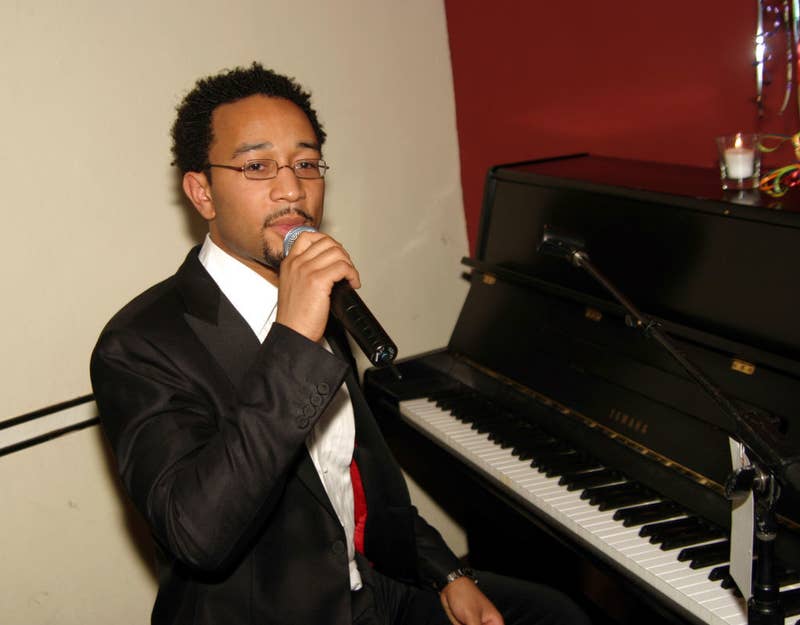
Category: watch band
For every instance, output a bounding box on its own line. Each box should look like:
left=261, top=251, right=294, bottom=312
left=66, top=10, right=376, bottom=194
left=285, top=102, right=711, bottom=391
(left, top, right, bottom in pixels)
left=437, top=567, right=478, bottom=590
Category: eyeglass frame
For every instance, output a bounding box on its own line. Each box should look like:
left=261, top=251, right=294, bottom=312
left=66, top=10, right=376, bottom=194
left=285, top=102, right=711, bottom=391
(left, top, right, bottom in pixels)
left=205, top=158, right=330, bottom=180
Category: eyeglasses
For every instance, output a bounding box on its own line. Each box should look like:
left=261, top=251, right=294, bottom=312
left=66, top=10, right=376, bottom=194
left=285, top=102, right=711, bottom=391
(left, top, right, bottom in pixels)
left=206, top=158, right=329, bottom=180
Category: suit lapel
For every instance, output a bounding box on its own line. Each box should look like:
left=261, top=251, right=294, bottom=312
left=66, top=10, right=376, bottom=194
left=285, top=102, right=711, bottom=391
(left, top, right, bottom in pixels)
left=176, top=247, right=261, bottom=389
left=184, top=299, right=260, bottom=389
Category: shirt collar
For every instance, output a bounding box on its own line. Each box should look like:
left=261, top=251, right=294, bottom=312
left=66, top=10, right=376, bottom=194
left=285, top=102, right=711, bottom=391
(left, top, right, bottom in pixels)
left=198, top=234, right=277, bottom=342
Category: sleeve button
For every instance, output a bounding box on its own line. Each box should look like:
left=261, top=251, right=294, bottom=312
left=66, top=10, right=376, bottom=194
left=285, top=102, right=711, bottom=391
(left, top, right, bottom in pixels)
left=316, top=383, right=330, bottom=395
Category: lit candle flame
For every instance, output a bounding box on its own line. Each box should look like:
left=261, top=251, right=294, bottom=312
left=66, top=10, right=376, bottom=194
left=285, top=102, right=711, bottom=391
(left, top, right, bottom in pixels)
left=734, top=133, right=743, bottom=149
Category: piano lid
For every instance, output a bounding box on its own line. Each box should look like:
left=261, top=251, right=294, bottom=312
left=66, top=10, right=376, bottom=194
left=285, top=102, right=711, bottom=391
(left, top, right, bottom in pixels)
left=470, top=153, right=800, bottom=371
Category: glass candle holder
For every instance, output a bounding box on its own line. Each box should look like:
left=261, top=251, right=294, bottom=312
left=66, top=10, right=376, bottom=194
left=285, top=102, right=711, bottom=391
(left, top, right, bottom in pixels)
left=715, top=133, right=761, bottom=190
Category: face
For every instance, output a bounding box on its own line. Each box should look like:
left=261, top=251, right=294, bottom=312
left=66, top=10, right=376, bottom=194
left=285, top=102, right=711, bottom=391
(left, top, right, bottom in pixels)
left=184, top=95, right=325, bottom=284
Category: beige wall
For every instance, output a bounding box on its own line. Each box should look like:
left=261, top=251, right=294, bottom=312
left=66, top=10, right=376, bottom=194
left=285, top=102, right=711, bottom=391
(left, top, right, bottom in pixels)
left=0, top=1, right=468, bottom=622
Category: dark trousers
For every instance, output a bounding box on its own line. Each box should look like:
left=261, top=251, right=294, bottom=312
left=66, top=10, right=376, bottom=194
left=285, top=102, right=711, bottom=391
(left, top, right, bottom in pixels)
left=351, top=566, right=591, bottom=625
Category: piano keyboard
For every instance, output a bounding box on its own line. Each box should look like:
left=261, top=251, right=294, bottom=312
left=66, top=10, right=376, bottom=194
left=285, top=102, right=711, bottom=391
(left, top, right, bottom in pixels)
left=399, top=394, right=800, bottom=625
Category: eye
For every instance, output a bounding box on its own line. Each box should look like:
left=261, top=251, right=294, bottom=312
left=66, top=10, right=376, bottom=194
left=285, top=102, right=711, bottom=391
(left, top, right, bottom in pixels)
left=295, top=159, right=320, bottom=172
left=245, top=160, right=268, bottom=172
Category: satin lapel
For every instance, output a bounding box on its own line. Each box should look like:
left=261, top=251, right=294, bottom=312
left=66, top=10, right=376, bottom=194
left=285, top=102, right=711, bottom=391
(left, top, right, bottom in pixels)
left=184, top=298, right=260, bottom=390
left=175, top=247, right=260, bottom=389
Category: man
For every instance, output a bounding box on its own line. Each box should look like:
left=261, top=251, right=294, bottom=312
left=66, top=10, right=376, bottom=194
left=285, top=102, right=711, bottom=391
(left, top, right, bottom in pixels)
left=91, top=63, right=589, bottom=625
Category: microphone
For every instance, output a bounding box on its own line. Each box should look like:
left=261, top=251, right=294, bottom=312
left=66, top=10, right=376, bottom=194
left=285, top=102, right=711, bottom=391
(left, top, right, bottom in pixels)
left=283, top=226, right=398, bottom=367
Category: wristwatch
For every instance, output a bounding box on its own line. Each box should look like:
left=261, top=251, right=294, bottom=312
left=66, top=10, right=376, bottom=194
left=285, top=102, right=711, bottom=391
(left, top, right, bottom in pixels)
left=436, top=567, right=478, bottom=590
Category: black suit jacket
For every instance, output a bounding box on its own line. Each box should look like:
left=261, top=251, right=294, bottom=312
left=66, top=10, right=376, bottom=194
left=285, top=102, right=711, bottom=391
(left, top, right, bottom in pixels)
left=90, top=247, right=459, bottom=625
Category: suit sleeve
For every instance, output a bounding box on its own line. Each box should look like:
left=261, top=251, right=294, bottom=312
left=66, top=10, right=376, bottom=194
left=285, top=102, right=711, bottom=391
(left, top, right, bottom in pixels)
left=91, top=322, right=348, bottom=573
left=413, top=512, right=463, bottom=588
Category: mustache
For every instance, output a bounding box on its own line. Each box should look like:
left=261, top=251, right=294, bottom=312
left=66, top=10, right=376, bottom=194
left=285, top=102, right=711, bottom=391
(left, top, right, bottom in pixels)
left=263, top=207, right=314, bottom=228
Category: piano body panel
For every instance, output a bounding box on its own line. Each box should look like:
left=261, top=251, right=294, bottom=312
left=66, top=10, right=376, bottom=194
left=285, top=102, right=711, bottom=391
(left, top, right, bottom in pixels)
left=480, top=159, right=800, bottom=365
left=453, top=279, right=743, bottom=480
left=364, top=155, right=800, bottom=624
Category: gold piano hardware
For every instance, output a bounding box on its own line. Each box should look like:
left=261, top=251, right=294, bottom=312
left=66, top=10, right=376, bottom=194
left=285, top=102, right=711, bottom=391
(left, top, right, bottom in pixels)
left=731, top=359, right=755, bottom=375
left=457, top=353, right=726, bottom=497
left=481, top=273, right=497, bottom=285
left=585, top=307, right=602, bottom=322
left=609, top=408, right=649, bottom=434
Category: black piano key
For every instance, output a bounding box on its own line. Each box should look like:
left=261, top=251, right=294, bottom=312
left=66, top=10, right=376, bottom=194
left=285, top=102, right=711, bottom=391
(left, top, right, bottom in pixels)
left=560, top=468, right=624, bottom=491
left=487, top=428, right=516, bottom=448
left=595, top=490, right=657, bottom=512
left=538, top=454, right=601, bottom=477
left=658, top=527, right=726, bottom=550
left=512, top=432, right=558, bottom=455
left=492, top=420, right=534, bottom=447
left=581, top=481, right=639, bottom=502
left=579, top=481, right=655, bottom=511
left=720, top=574, right=738, bottom=590
left=640, top=516, right=703, bottom=538
left=613, top=501, right=684, bottom=527
left=706, top=561, right=800, bottom=595
left=473, top=416, right=509, bottom=434
left=708, top=565, right=730, bottom=581
left=528, top=444, right=575, bottom=468
left=533, top=450, right=582, bottom=473
left=677, top=541, right=731, bottom=568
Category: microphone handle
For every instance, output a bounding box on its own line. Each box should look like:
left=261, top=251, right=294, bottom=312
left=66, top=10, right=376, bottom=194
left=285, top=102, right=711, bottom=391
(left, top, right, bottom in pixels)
left=330, top=281, right=397, bottom=367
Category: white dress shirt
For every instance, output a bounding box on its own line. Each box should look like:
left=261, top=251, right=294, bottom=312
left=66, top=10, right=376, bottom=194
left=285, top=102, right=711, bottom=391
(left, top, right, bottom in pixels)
left=198, top=235, right=362, bottom=590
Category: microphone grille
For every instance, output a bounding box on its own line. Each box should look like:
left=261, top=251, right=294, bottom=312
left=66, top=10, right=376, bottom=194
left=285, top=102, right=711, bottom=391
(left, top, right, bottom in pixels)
left=283, top=225, right=318, bottom=257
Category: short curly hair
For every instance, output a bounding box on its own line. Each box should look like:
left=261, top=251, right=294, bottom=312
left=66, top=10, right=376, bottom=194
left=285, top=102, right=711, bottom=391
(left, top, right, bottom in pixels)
left=171, top=62, right=326, bottom=174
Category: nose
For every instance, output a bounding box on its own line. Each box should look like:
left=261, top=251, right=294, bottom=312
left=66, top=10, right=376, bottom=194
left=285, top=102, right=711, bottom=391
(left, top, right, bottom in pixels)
left=269, top=165, right=305, bottom=202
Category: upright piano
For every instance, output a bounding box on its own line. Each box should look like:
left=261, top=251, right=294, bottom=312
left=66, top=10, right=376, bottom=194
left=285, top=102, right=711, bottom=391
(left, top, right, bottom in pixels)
left=364, top=154, right=800, bottom=625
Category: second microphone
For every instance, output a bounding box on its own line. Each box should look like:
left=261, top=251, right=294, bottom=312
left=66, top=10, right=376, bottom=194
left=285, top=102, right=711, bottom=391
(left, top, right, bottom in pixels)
left=283, top=226, right=397, bottom=367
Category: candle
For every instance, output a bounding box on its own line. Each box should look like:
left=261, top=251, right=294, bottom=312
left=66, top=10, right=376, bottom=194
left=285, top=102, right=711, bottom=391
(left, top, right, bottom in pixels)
left=724, top=135, right=755, bottom=179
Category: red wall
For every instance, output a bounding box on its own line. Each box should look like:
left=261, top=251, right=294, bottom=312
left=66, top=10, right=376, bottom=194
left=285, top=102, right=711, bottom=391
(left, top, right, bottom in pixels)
left=445, top=1, right=800, bottom=252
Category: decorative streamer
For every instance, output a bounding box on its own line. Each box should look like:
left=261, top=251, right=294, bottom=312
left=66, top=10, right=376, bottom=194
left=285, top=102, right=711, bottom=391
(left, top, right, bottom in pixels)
left=755, top=0, right=800, bottom=117
left=758, top=133, right=800, bottom=196
left=756, top=0, right=766, bottom=118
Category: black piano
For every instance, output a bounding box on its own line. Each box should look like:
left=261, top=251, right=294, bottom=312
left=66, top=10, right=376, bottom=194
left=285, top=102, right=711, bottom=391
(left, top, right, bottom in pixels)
left=364, top=154, right=800, bottom=625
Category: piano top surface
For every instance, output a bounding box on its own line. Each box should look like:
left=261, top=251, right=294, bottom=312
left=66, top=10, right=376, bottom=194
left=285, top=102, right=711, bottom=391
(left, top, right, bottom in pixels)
left=493, top=154, right=800, bottom=219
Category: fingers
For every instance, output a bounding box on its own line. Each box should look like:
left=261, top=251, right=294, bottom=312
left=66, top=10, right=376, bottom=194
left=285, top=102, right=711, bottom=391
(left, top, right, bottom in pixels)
left=284, top=231, right=361, bottom=290
left=439, top=579, right=504, bottom=625
left=276, top=231, right=360, bottom=342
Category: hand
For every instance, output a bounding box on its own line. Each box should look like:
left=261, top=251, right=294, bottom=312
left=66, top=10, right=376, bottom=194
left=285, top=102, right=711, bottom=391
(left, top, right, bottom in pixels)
left=440, top=578, right=504, bottom=625
left=276, top=230, right=361, bottom=342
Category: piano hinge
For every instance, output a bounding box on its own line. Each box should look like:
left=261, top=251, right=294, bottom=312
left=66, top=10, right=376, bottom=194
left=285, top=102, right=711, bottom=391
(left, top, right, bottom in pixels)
left=731, top=359, right=755, bottom=375
left=481, top=273, right=497, bottom=285
left=584, top=307, right=602, bottom=322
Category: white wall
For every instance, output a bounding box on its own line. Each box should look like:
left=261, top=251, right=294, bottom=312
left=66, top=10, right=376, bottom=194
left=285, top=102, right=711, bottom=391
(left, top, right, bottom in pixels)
left=0, top=1, right=469, bottom=623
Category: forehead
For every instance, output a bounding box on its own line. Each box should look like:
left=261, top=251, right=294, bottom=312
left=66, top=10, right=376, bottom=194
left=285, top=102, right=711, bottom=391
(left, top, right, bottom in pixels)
left=209, top=95, right=317, bottom=157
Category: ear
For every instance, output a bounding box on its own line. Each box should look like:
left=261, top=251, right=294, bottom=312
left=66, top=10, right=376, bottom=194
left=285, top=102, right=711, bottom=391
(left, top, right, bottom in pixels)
left=182, top=171, right=215, bottom=220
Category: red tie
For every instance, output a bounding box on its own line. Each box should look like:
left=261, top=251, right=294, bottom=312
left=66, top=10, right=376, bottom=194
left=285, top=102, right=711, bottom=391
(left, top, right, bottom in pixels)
left=350, top=457, right=367, bottom=554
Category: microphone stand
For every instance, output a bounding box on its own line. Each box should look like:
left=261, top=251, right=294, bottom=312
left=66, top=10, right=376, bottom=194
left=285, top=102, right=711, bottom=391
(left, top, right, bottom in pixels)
left=538, top=226, right=799, bottom=625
